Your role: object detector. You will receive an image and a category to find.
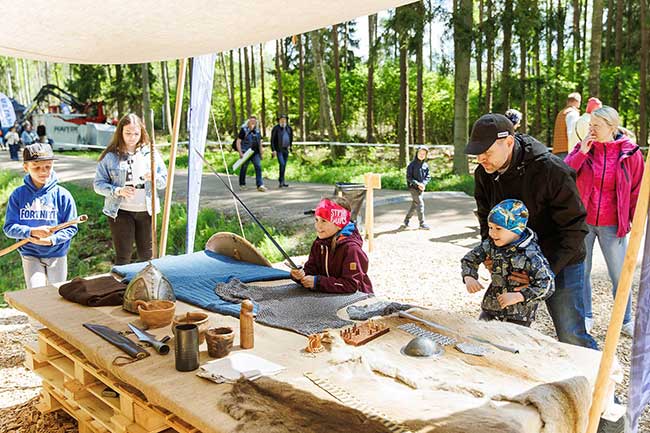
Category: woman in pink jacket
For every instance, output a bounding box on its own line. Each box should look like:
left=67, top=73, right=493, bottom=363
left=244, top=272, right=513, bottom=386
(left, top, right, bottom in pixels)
left=565, top=106, right=644, bottom=337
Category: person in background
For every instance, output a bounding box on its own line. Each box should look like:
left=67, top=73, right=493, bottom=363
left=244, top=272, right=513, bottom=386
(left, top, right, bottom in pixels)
left=6, top=126, right=21, bottom=161
left=236, top=116, right=266, bottom=192
left=552, top=92, right=581, bottom=158
left=400, top=145, right=431, bottom=230
left=94, top=113, right=167, bottom=265
left=574, top=97, right=603, bottom=143
left=564, top=106, right=644, bottom=337
left=505, top=108, right=523, bottom=130
left=3, top=143, right=78, bottom=288
left=21, top=121, right=38, bottom=146
left=36, top=123, right=54, bottom=146
left=270, top=114, right=293, bottom=188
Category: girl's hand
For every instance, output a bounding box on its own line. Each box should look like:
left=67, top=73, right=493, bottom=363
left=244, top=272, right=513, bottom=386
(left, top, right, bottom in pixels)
left=118, top=186, right=136, bottom=198
left=497, top=292, right=525, bottom=309
left=464, top=276, right=485, bottom=293
left=301, top=276, right=316, bottom=289
left=143, top=172, right=152, bottom=181
left=579, top=134, right=595, bottom=154
left=291, top=268, right=305, bottom=280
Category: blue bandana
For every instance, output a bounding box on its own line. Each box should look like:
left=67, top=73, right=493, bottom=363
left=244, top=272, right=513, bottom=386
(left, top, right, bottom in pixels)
left=488, top=199, right=529, bottom=236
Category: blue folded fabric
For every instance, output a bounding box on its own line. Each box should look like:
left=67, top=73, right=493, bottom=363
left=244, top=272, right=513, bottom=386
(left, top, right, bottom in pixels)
left=112, top=250, right=289, bottom=317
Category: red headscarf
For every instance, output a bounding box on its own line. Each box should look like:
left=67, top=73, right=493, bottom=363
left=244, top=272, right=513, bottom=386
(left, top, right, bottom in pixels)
left=315, top=199, right=351, bottom=228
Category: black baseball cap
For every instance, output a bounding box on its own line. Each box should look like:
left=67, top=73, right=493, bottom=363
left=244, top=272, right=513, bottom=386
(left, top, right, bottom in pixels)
left=23, top=143, right=56, bottom=162
left=465, top=113, right=514, bottom=155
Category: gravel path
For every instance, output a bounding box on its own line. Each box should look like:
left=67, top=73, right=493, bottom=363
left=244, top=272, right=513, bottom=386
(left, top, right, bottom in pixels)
left=1, top=191, right=648, bottom=431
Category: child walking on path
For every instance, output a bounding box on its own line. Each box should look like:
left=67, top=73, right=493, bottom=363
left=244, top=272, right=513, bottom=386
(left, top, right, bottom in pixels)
left=401, top=145, right=431, bottom=230
left=461, top=199, right=555, bottom=327
left=3, top=143, right=78, bottom=289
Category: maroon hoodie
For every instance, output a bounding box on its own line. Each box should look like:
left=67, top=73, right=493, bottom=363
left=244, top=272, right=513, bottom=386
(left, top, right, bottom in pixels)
left=299, top=225, right=373, bottom=294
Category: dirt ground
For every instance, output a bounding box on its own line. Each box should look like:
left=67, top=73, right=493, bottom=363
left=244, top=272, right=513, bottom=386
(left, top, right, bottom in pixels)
left=0, top=193, right=648, bottom=432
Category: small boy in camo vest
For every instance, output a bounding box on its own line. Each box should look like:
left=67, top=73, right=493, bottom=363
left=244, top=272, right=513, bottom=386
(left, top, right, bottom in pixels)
left=461, top=199, right=555, bottom=327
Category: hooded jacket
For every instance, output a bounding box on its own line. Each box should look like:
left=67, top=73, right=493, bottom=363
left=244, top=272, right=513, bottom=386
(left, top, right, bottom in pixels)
left=474, top=133, right=588, bottom=275
left=300, top=222, right=373, bottom=294
left=461, top=228, right=555, bottom=322
left=406, top=154, right=431, bottom=190
left=3, top=173, right=78, bottom=258
left=564, top=134, right=643, bottom=237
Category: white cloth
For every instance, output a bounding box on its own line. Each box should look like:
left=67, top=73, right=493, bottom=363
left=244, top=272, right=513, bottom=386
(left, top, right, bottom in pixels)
left=197, top=352, right=285, bottom=384
left=575, top=113, right=591, bottom=143
left=21, top=255, right=68, bottom=289
left=566, top=110, right=580, bottom=149
left=5, top=131, right=19, bottom=145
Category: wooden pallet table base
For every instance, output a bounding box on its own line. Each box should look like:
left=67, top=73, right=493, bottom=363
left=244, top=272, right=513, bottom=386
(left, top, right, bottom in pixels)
left=24, top=328, right=201, bottom=433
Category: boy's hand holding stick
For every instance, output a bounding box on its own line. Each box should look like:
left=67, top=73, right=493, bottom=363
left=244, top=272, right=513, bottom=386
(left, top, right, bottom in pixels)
left=0, top=215, right=88, bottom=257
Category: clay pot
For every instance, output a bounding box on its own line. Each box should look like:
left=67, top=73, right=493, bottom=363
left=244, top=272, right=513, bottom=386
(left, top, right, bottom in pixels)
left=173, top=312, right=210, bottom=344
left=134, top=300, right=175, bottom=329
left=205, top=327, right=235, bottom=358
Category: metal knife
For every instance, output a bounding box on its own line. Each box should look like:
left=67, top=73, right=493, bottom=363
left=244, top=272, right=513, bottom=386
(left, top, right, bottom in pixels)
left=127, top=323, right=170, bottom=355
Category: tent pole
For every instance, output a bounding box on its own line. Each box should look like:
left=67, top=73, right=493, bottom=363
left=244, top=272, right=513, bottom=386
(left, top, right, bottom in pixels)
left=149, top=109, right=157, bottom=259
left=158, top=57, right=187, bottom=257
left=585, top=150, right=650, bottom=433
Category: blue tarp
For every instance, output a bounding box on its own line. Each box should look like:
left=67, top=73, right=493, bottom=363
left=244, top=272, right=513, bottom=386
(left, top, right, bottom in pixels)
left=112, top=250, right=289, bottom=317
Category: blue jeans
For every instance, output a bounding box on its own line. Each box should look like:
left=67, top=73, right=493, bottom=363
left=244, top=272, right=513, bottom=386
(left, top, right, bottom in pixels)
left=277, top=149, right=289, bottom=185
left=9, top=143, right=20, bottom=160
left=583, top=224, right=632, bottom=324
left=239, top=153, right=263, bottom=187
left=546, top=262, right=599, bottom=349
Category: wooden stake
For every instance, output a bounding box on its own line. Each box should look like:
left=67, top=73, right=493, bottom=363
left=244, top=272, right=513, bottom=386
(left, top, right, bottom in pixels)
left=149, top=115, right=157, bottom=259
left=158, top=58, right=187, bottom=258
left=364, top=173, right=381, bottom=252
left=586, top=150, right=650, bottom=433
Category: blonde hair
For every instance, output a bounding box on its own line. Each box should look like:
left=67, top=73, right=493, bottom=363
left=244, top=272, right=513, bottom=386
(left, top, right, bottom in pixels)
left=592, top=106, right=623, bottom=140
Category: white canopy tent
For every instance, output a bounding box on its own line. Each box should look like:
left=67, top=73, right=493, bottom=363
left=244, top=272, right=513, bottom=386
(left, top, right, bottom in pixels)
left=0, top=0, right=414, bottom=64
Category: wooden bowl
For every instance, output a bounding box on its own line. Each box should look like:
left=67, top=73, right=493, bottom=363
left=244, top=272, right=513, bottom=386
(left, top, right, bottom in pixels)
left=134, top=300, right=175, bottom=329
left=173, top=312, right=210, bottom=344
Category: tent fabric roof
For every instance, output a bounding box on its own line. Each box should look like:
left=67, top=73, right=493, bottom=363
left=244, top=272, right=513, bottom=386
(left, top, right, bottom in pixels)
left=1, top=0, right=414, bottom=64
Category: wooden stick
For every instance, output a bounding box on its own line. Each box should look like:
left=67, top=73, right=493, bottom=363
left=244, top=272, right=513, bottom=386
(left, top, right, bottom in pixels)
left=0, top=215, right=88, bottom=257
left=586, top=150, right=650, bottom=433
left=159, top=58, right=187, bottom=257
left=150, top=121, right=158, bottom=259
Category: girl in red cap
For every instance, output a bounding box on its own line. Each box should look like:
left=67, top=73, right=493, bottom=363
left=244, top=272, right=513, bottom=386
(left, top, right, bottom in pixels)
left=290, top=197, right=373, bottom=294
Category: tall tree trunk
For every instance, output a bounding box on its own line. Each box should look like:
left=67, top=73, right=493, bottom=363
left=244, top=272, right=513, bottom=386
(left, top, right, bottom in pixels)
left=297, top=36, right=306, bottom=141
left=640, top=0, right=648, bottom=147
left=5, top=68, right=13, bottom=99
left=476, top=0, right=484, bottom=110
left=238, top=48, right=244, bottom=123
left=611, top=0, right=623, bottom=109
left=499, top=0, right=513, bottom=111
left=519, top=33, right=528, bottom=133
left=429, top=0, right=434, bottom=71
left=244, top=46, right=252, bottom=118
left=22, top=60, right=31, bottom=101
left=250, top=46, right=256, bottom=88
left=367, top=14, right=377, bottom=143
left=161, top=61, right=173, bottom=136
left=275, top=40, right=284, bottom=116
left=546, top=0, right=554, bottom=144
left=221, top=54, right=238, bottom=136
left=228, top=51, right=238, bottom=133
left=453, top=0, right=472, bottom=175
left=484, top=0, right=494, bottom=112
left=141, top=63, right=153, bottom=139
left=332, top=25, right=343, bottom=127
left=14, top=58, right=23, bottom=104
left=556, top=0, right=566, bottom=79
left=588, top=0, right=604, bottom=96
left=416, top=1, right=425, bottom=145
left=605, top=0, right=614, bottom=60
left=572, top=0, right=580, bottom=80
left=260, top=44, right=267, bottom=136
left=310, top=30, right=341, bottom=158
left=396, top=7, right=410, bottom=168
left=534, top=31, right=543, bottom=135
left=582, top=0, right=588, bottom=72
left=115, top=64, right=125, bottom=117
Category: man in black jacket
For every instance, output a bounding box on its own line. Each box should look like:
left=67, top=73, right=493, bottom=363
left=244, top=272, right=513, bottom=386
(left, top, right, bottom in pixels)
left=270, top=114, right=293, bottom=188
left=466, top=113, right=597, bottom=349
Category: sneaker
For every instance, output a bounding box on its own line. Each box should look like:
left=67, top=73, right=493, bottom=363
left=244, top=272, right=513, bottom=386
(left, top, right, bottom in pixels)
left=419, top=223, right=431, bottom=230
left=282, top=183, right=290, bottom=188
left=398, top=224, right=408, bottom=231
left=257, top=185, right=267, bottom=192
left=239, top=185, right=247, bottom=190
left=622, top=321, right=634, bottom=338
left=585, top=317, right=594, bottom=333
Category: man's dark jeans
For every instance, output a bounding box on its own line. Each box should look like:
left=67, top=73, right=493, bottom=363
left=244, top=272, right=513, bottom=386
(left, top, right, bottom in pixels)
left=239, top=152, right=263, bottom=187
left=277, top=149, right=289, bottom=185
left=546, top=261, right=599, bottom=349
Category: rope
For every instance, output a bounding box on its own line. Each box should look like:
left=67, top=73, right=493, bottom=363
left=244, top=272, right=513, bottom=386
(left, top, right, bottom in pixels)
left=210, top=110, right=245, bottom=239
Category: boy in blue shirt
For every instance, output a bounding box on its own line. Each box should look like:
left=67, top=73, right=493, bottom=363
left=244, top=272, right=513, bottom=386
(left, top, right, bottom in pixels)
left=3, top=143, right=78, bottom=288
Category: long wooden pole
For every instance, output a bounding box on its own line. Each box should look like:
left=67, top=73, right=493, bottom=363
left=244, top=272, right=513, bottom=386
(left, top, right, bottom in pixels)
left=586, top=150, right=650, bottom=433
left=149, top=111, right=157, bottom=259
left=158, top=58, right=187, bottom=258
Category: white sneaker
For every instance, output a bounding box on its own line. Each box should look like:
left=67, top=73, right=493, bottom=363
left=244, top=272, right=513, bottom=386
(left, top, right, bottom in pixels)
left=257, top=185, right=267, bottom=192
left=585, top=317, right=594, bottom=333
left=622, top=322, right=634, bottom=338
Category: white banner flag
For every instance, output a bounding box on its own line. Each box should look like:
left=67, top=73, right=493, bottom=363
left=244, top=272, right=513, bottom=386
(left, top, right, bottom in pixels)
left=0, top=93, right=16, bottom=127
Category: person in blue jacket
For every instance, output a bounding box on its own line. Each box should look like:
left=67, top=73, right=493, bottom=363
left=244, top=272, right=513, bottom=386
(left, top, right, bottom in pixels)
left=400, top=145, right=431, bottom=230
left=3, top=143, right=78, bottom=289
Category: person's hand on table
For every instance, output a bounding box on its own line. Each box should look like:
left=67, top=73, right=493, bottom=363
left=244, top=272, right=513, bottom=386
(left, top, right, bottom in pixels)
left=464, top=276, right=485, bottom=293
left=301, top=275, right=316, bottom=289
left=498, top=292, right=525, bottom=309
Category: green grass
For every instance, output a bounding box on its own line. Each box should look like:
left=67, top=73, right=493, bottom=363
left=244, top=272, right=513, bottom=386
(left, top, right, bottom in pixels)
left=0, top=170, right=311, bottom=305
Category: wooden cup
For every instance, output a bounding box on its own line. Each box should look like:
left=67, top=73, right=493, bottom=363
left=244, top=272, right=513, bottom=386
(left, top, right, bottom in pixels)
left=205, top=327, right=235, bottom=358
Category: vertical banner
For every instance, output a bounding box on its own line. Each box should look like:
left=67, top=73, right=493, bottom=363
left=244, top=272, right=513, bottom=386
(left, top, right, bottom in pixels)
left=186, top=54, right=217, bottom=253
left=0, top=93, right=16, bottom=127
left=626, top=206, right=650, bottom=433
